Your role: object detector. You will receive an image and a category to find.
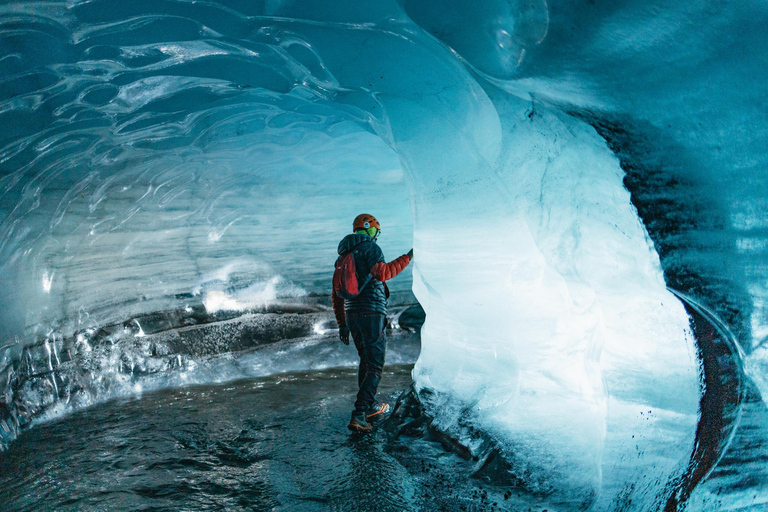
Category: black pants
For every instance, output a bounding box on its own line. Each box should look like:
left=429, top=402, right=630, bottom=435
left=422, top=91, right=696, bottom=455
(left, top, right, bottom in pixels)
left=347, top=311, right=387, bottom=414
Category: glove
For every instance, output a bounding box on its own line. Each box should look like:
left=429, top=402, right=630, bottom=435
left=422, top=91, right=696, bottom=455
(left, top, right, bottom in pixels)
left=339, top=326, right=350, bottom=345
left=407, top=248, right=414, bottom=261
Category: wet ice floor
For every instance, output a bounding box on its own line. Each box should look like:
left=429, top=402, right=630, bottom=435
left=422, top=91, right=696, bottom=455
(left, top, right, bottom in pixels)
left=2, top=330, right=768, bottom=511
left=0, top=366, right=517, bottom=512
left=1, top=367, right=402, bottom=511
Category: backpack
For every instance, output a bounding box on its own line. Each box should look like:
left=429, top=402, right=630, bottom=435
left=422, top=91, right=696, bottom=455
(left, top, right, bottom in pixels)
left=333, top=241, right=374, bottom=299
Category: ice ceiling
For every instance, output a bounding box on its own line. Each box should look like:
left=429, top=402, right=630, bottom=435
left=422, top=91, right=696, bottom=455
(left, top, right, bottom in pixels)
left=1, top=0, right=766, bottom=509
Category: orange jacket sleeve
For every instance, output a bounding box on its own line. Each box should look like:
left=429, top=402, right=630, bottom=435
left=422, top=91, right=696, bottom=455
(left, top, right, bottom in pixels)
left=370, top=254, right=411, bottom=282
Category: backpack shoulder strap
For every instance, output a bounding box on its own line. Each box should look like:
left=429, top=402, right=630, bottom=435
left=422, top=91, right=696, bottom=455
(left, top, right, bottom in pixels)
left=346, top=239, right=375, bottom=292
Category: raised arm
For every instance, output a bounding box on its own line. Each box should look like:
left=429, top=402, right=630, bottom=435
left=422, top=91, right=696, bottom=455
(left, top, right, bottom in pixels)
left=370, top=253, right=411, bottom=282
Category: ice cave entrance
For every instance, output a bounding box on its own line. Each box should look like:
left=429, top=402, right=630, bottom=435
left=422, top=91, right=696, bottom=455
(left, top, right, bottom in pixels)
left=0, top=97, right=413, bottom=343
left=4, top=1, right=763, bottom=509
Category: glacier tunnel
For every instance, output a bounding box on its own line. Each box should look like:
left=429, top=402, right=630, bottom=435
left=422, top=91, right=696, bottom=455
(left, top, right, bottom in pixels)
left=0, top=0, right=766, bottom=510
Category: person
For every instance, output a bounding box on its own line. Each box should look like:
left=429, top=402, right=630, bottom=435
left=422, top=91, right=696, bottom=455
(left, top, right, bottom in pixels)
left=332, top=214, right=413, bottom=433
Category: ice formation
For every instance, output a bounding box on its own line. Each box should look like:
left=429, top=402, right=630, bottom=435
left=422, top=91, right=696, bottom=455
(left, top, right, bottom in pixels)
left=0, top=0, right=766, bottom=509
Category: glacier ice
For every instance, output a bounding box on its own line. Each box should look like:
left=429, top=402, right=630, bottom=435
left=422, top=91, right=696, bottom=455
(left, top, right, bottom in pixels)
left=1, top=0, right=767, bottom=509
left=407, top=90, right=698, bottom=505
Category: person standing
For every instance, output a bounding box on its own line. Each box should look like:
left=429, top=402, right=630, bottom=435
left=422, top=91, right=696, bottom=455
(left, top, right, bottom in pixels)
left=332, top=214, right=413, bottom=433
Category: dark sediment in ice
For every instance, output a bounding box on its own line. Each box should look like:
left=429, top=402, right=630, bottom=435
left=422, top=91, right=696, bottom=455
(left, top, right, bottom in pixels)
left=687, top=378, right=768, bottom=509
left=578, top=113, right=755, bottom=353
left=395, top=303, right=426, bottom=331
left=384, top=290, right=768, bottom=511
left=0, top=305, right=328, bottom=450
left=383, top=385, right=558, bottom=504
left=0, top=299, right=421, bottom=451
left=664, top=289, right=745, bottom=511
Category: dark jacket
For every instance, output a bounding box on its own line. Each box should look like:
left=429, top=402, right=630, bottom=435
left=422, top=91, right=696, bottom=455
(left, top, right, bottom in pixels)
left=332, top=233, right=410, bottom=327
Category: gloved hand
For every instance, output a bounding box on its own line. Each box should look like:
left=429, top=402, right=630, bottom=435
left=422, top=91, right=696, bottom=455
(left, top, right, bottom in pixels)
left=339, top=326, right=350, bottom=345
left=407, top=248, right=413, bottom=261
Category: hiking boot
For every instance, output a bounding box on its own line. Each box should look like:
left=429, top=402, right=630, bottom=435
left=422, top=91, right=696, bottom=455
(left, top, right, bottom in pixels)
left=365, top=403, right=390, bottom=422
left=348, top=414, right=373, bottom=433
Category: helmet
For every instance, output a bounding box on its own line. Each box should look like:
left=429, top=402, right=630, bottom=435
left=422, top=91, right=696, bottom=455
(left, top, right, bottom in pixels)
left=353, top=214, right=381, bottom=232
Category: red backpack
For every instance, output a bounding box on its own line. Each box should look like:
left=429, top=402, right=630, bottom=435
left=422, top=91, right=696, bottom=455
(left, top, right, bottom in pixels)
left=333, top=242, right=373, bottom=299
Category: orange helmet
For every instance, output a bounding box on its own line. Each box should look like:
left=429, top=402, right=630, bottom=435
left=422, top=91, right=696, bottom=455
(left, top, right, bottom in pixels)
left=353, top=214, right=380, bottom=232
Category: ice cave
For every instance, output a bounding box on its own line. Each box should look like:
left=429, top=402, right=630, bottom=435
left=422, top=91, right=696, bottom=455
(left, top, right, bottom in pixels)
left=0, top=0, right=766, bottom=510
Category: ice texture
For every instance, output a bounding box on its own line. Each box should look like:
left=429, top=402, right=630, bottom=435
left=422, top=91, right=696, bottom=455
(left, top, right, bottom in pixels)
left=0, top=0, right=766, bottom=509
left=407, top=90, right=698, bottom=505
left=0, top=84, right=412, bottom=341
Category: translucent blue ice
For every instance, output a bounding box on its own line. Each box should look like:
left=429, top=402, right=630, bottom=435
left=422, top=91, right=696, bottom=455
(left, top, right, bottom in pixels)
left=0, top=0, right=766, bottom=509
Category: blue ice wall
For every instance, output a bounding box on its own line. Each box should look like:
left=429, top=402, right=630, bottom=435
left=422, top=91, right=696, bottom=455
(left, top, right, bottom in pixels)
left=0, top=1, right=419, bottom=343
left=403, top=0, right=768, bottom=354
left=1, top=0, right=760, bottom=366
left=1, top=0, right=766, bottom=509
